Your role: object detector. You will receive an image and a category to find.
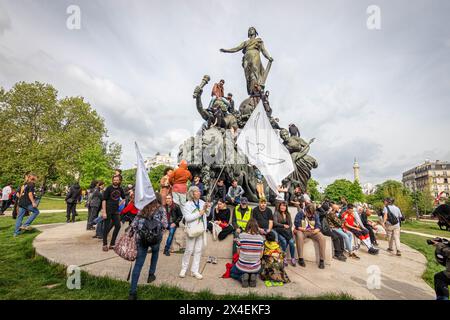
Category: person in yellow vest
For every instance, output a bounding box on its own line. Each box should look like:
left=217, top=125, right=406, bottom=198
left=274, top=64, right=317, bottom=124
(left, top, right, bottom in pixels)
left=232, top=197, right=253, bottom=254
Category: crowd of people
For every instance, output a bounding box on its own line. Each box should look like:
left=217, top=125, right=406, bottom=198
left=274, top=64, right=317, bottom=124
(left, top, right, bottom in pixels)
left=0, top=164, right=406, bottom=300
left=67, top=161, right=405, bottom=300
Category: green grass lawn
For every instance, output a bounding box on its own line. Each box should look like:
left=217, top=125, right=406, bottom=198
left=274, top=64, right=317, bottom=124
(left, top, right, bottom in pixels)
left=401, top=220, right=450, bottom=238
left=400, top=233, right=445, bottom=288
left=0, top=214, right=352, bottom=300
left=3, top=196, right=87, bottom=212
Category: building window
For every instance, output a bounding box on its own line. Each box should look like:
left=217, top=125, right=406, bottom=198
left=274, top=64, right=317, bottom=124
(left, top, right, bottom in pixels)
left=445, top=178, right=448, bottom=184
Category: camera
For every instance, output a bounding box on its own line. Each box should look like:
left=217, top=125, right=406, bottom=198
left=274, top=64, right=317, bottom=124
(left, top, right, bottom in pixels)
left=427, top=237, right=450, bottom=267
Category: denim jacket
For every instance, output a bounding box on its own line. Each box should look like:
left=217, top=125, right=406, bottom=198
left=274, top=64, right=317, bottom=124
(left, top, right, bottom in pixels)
left=294, top=210, right=322, bottom=230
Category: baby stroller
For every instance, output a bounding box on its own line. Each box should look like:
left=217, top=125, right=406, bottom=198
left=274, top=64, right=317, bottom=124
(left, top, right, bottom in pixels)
left=432, top=204, right=450, bottom=231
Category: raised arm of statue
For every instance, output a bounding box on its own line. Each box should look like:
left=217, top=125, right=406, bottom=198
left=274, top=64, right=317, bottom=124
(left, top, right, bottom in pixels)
left=193, top=86, right=210, bottom=122
left=220, top=41, right=246, bottom=53
left=295, top=138, right=316, bottom=160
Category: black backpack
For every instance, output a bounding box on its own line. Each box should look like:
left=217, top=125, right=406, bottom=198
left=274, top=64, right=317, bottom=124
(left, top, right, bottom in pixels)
left=385, top=206, right=399, bottom=225
left=138, top=216, right=163, bottom=247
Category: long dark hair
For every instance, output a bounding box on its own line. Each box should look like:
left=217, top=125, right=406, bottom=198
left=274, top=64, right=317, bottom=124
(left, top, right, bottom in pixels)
left=140, top=193, right=162, bottom=218
left=276, top=201, right=292, bottom=223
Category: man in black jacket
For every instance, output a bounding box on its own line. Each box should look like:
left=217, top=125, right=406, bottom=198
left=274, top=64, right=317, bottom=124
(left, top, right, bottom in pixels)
left=65, top=183, right=81, bottom=223
left=163, top=194, right=183, bottom=256
left=212, top=178, right=227, bottom=202
left=317, top=202, right=347, bottom=262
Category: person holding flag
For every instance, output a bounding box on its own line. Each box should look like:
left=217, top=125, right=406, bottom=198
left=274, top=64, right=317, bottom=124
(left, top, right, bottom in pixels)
left=128, top=143, right=168, bottom=300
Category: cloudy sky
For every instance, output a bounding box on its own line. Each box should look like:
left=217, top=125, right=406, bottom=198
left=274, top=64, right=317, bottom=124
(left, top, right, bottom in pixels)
left=1, top=0, right=449, bottom=187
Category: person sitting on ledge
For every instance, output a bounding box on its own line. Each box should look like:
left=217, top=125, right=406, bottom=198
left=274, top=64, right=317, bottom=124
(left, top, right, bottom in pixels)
left=293, top=203, right=326, bottom=269
left=273, top=201, right=296, bottom=267
left=212, top=178, right=227, bottom=203
left=208, top=198, right=234, bottom=241
left=260, top=230, right=291, bottom=285
left=252, top=198, right=275, bottom=239
left=192, top=175, right=204, bottom=199
left=230, top=218, right=264, bottom=288
left=317, top=201, right=347, bottom=262
left=232, top=197, right=253, bottom=254
left=226, top=179, right=244, bottom=205
left=342, top=204, right=379, bottom=255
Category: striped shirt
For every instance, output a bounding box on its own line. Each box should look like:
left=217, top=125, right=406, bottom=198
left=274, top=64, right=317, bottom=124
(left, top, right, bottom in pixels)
left=235, top=233, right=264, bottom=273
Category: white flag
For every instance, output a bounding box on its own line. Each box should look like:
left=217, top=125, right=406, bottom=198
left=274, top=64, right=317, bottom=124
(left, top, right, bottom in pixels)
left=236, top=102, right=294, bottom=196
left=134, top=142, right=156, bottom=210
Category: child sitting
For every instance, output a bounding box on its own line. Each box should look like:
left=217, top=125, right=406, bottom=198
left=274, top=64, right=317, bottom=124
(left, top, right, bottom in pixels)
left=260, top=231, right=290, bottom=285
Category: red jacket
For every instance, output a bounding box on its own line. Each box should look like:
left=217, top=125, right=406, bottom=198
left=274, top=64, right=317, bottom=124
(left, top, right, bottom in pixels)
left=120, top=201, right=139, bottom=215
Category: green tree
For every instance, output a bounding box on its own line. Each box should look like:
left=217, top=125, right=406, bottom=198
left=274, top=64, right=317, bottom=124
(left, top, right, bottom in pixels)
left=0, top=81, right=121, bottom=188
left=324, top=179, right=364, bottom=203
left=149, top=165, right=169, bottom=191
left=307, top=178, right=323, bottom=202
left=120, top=165, right=170, bottom=192
left=367, top=180, right=415, bottom=218
left=77, top=142, right=121, bottom=189
left=412, top=188, right=434, bottom=215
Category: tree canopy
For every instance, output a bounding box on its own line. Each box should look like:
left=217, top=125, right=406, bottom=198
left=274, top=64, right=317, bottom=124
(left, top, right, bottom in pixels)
left=324, top=179, right=364, bottom=204
left=366, top=180, right=415, bottom=218
left=307, top=178, right=323, bottom=202
left=0, top=81, right=121, bottom=188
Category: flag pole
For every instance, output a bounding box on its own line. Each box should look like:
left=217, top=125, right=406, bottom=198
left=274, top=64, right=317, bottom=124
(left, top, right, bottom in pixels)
left=206, top=164, right=226, bottom=202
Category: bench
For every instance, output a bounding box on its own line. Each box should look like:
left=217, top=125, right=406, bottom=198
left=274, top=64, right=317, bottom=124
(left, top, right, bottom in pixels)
left=162, top=226, right=333, bottom=265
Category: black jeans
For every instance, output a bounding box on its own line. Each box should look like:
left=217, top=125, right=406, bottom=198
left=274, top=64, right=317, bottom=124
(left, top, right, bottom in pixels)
left=322, top=229, right=344, bottom=256
left=1, top=199, right=12, bottom=213
left=364, top=223, right=377, bottom=244
left=87, top=206, right=100, bottom=228
left=218, top=225, right=234, bottom=241
left=66, top=202, right=77, bottom=221
left=434, top=271, right=450, bottom=300
left=103, top=213, right=121, bottom=246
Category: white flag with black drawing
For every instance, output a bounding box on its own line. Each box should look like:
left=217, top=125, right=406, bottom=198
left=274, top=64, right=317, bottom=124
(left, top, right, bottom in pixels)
left=134, top=142, right=156, bottom=210
left=236, top=102, right=294, bottom=196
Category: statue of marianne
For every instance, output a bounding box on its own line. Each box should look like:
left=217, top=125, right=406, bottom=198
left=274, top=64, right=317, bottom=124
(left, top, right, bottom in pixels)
left=220, top=27, right=273, bottom=95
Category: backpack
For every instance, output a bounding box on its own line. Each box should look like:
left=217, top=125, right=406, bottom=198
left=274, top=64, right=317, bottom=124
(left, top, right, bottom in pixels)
left=385, top=206, right=399, bottom=225
left=138, top=216, right=163, bottom=247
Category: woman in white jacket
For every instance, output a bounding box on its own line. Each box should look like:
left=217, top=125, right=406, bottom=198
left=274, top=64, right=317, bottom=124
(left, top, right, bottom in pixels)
left=180, top=186, right=211, bottom=279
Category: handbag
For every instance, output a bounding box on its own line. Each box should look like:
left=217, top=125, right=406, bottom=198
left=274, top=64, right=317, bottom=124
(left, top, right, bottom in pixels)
left=185, top=217, right=205, bottom=238
left=114, top=228, right=137, bottom=261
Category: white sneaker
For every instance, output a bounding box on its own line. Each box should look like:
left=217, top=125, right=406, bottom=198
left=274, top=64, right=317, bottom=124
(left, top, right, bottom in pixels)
left=192, top=272, right=203, bottom=280
left=179, top=269, right=186, bottom=278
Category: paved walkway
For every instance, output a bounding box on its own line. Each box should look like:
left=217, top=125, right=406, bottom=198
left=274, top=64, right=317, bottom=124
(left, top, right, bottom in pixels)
left=32, top=222, right=436, bottom=300
left=401, top=229, right=444, bottom=238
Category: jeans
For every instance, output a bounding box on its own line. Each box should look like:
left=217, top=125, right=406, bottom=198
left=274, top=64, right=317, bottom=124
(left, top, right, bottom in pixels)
left=14, top=204, right=40, bottom=236
left=230, top=265, right=260, bottom=282
left=103, top=213, right=121, bottom=246
left=268, top=229, right=279, bottom=242
left=129, top=241, right=161, bottom=295
left=335, top=228, right=353, bottom=252
left=322, top=229, right=345, bottom=256
left=278, top=234, right=296, bottom=259
left=164, top=226, right=177, bottom=252
left=66, top=202, right=77, bottom=221
left=87, top=206, right=100, bottom=228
